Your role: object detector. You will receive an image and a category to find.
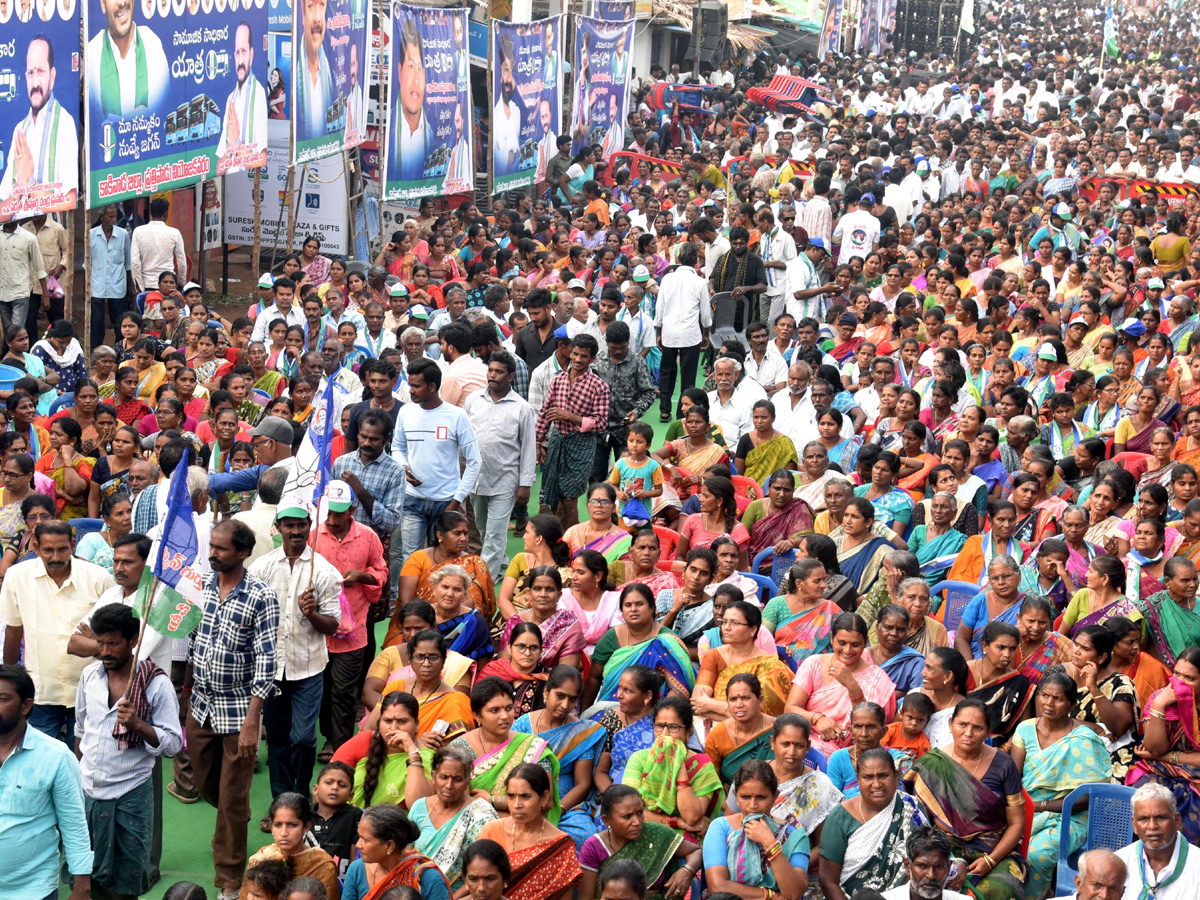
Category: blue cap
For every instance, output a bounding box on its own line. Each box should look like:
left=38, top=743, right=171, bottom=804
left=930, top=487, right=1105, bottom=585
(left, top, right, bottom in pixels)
left=554, top=325, right=570, bottom=340
left=861, top=192, right=876, bottom=205
left=866, top=108, right=876, bottom=117
left=807, top=237, right=829, bottom=253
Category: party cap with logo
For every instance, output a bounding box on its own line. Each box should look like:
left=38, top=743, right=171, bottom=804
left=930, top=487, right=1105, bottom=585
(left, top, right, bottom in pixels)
left=275, top=493, right=313, bottom=520
left=632, top=265, right=650, bottom=283
left=389, top=282, right=409, bottom=297
left=323, top=480, right=354, bottom=512
left=258, top=273, right=275, bottom=289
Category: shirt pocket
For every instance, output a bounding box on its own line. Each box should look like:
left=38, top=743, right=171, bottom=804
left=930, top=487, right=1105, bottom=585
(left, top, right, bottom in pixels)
left=0, top=770, right=52, bottom=817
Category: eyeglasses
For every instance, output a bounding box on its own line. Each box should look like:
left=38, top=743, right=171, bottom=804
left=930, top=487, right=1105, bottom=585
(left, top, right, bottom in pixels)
left=723, top=619, right=750, bottom=628
left=511, top=643, right=541, bottom=655
left=412, top=653, right=443, bottom=664
left=1, top=471, right=21, bottom=479
left=588, top=498, right=614, bottom=507
left=652, top=722, right=686, bottom=734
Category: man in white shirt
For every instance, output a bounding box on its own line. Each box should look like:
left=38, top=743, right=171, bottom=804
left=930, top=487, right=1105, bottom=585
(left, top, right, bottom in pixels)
left=87, top=0, right=169, bottom=116
left=297, top=0, right=333, bottom=143
left=707, top=357, right=767, bottom=447
left=344, top=42, right=366, bottom=144
left=493, top=33, right=521, bottom=176
left=248, top=500, right=341, bottom=799
left=744, top=322, right=788, bottom=396
left=756, top=207, right=796, bottom=323
left=250, top=277, right=305, bottom=344
left=879, top=826, right=976, bottom=900
left=654, top=241, right=710, bottom=421
left=217, top=22, right=268, bottom=175
left=130, top=197, right=186, bottom=293
left=1115, top=783, right=1200, bottom=900
left=833, top=185, right=880, bottom=265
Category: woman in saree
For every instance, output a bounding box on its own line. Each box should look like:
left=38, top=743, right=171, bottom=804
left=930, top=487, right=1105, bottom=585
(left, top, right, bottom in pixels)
left=244, top=793, right=342, bottom=900
left=614, top=528, right=681, bottom=598
left=385, top=512, right=496, bottom=650
left=653, top=403, right=730, bottom=515
left=1083, top=480, right=1127, bottom=547
left=477, top=623, right=549, bottom=716
left=364, top=600, right=473, bottom=714
left=593, top=665, right=660, bottom=796
left=1059, top=505, right=1103, bottom=590
left=1126, top=646, right=1200, bottom=843
left=911, top=465, right=981, bottom=538
left=834, top=498, right=892, bottom=598
left=1010, top=474, right=1056, bottom=547
left=564, top=483, right=632, bottom=563
left=6, top=391, right=48, bottom=460
left=622, top=697, right=725, bottom=842
left=361, top=629, right=474, bottom=739
left=1108, top=616, right=1172, bottom=714
left=705, top=535, right=762, bottom=605
left=1010, top=670, right=1114, bottom=900
left=499, top=567, right=584, bottom=672
left=580, top=786, right=703, bottom=900
left=785, top=612, right=898, bottom=757
left=513, top=665, right=605, bottom=850
left=586, top=585, right=695, bottom=708
left=907, top=491, right=968, bottom=587
left=704, top=672, right=778, bottom=784
left=1117, top=518, right=1172, bottom=607
left=734, top=400, right=799, bottom=485
left=854, top=451, right=914, bottom=534
left=966, top=622, right=1035, bottom=748
left=869, top=604, right=926, bottom=696
left=75, top=494, right=132, bottom=575
left=36, top=418, right=92, bottom=520
left=1132, top=557, right=1200, bottom=666
left=956, top=554, right=1030, bottom=659
left=1113, top=386, right=1168, bottom=456
left=1015, top=594, right=1074, bottom=686
left=818, top=749, right=928, bottom=900
left=897, top=577, right=951, bottom=657
left=450, top=678, right=561, bottom=820
left=409, top=746, right=498, bottom=892
left=815, top=410, right=862, bottom=478
left=1081, top=375, right=1123, bottom=438
left=0, top=454, right=35, bottom=547
left=1136, top=428, right=1179, bottom=498
left=498, top=515, right=573, bottom=619
left=905, top=697, right=1029, bottom=900
left=743, top=470, right=816, bottom=564
left=333, top=693, right=435, bottom=811
left=896, top=421, right=938, bottom=501
left=655, top=548, right=719, bottom=655
left=795, top=442, right=838, bottom=513
left=245, top=339, right=287, bottom=399
left=870, top=388, right=924, bottom=455
left=1066, top=626, right=1139, bottom=779
left=561, top=549, right=624, bottom=657
left=345, top=805, right=450, bottom=900
left=764, top=558, right=842, bottom=665
left=691, top=600, right=791, bottom=726
left=827, top=701, right=910, bottom=797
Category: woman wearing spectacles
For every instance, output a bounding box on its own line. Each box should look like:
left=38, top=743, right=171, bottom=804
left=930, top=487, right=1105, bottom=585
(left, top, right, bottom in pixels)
left=361, top=629, right=474, bottom=743
left=478, top=622, right=549, bottom=716
left=564, top=482, right=632, bottom=562
left=622, top=697, right=724, bottom=841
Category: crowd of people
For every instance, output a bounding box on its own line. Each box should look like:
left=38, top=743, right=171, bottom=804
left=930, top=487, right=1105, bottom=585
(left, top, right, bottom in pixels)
left=12, top=1, right=1200, bottom=900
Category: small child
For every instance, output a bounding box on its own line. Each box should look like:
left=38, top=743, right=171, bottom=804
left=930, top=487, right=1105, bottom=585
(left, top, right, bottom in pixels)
left=242, top=860, right=292, bottom=900
left=311, top=761, right=362, bottom=880
left=882, top=692, right=934, bottom=763
left=610, top=422, right=663, bottom=527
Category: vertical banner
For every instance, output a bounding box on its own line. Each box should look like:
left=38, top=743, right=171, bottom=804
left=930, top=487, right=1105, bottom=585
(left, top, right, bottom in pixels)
left=85, top=0, right=270, bottom=207
left=490, top=15, right=561, bottom=195
left=569, top=15, right=633, bottom=163
left=0, top=1, right=82, bottom=220
left=594, top=0, right=632, bottom=19
left=291, top=0, right=371, bottom=164
left=382, top=2, right=473, bottom=203
left=818, top=0, right=842, bottom=60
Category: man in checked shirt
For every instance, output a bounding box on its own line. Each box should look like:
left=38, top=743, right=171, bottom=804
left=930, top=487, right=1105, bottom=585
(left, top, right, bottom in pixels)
left=184, top=518, right=280, bottom=900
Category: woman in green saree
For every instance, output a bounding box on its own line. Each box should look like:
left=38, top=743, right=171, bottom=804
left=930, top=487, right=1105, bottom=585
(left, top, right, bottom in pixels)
left=704, top=673, right=777, bottom=785
left=905, top=698, right=1029, bottom=900
left=448, top=676, right=562, bottom=822
left=579, top=786, right=703, bottom=900
left=331, top=692, right=434, bottom=810
left=818, top=748, right=928, bottom=900
left=1132, top=556, right=1200, bottom=666
left=621, top=697, right=725, bottom=843
left=409, top=745, right=498, bottom=891
left=1010, top=671, right=1113, bottom=900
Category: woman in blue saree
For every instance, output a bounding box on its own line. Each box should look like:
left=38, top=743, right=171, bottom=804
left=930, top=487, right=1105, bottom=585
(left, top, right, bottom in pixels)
left=907, top=491, right=968, bottom=586
left=868, top=604, right=926, bottom=696
left=592, top=664, right=660, bottom=802
left=514, top=665, right=607, bottom=849
left=835, top=498, right=893, bottom=597
left=854, top=451, right=914, bottom=535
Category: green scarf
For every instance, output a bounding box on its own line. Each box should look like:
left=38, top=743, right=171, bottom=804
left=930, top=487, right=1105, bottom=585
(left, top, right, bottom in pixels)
left=99, top=29, right=148, bottom=116
left=1134, top=838, right=1189, bottom=900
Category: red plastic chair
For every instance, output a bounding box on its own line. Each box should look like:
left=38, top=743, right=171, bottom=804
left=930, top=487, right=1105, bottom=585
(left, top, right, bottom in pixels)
left=653, top=525, right=680, bottom=561
left=1110, top=451, right=1151, bottom=482
left=672, top=465, right=699, bottom=500
left=731, top=475, right=762, bottom=515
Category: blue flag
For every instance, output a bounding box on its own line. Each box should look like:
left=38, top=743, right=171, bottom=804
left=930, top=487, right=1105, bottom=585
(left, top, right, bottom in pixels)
left=311, top=374, right=337, bottom=504
left=153, top=448, right=197, bottom=586
left=285, top=373, right=339, bottom=505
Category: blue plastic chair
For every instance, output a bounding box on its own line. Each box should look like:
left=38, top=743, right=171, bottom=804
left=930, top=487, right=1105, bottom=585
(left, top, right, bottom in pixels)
left=929, top=580, right=981, bottom=635
left=47, top=392, right=73, bottom=414
left=1054, top=783, right=1135, bottom=896
left=804, top=746, right=827, bottom=773
left=751, top=548, right=799, bottom=590
left=739, top=571, right=777, bottom=604
left=69, top=518, right=105, bottom=542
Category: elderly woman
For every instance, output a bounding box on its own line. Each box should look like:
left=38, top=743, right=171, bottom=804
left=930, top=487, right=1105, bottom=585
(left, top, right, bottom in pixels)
left=1011, top=671, right=1113, bottom=900
left=869, top=604, right=926, bottom=696
left=693, top=600, right=794, bottom=726
left=785, top=612, right=897, bottom=757
left=1132, top=557, right=1200, bottom=666
left=743, top=469, right=816, bottom=563
left=409, top=747, right=499, bottom=890
left=905, top=698, right=1029, bottom=900
left=795, top=442, right=838, bottom=512
left=396, top=564, right=494, bottom=663
left=956, top=555, right=1030, bottom=660
left=384, top=511, right=496, bottom=648
left=894, top=577, right=951, bottom=655
left=907, top=491, right=967, bottom=586
left=1015, top=595, right=1074, bottom=685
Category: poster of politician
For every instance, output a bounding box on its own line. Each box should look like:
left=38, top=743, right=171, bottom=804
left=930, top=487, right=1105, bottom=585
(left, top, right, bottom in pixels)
left=569, top=15, right=633, bottom=163
left=594, top=0, right=633, bottom=20
left=490, top=16, right=561, bottom=195
left=84, top=0, right=269, bottom=206
left=382, top=3, right=472, bottom=203
left=291, top=0, right=370, bottom=164
left=0, top=7, right=81, bottom=221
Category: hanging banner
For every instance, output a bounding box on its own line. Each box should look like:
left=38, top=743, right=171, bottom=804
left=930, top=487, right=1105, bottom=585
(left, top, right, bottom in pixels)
left=84, top=0, right=270, bottom=206
left=594, top=0, right=633, bottom=19
left=569, top=15, right=633, bottom=163
left=490, top=15, right=562, bottom=195
left=291, top=0, right=371, bottom=164
left=269, top=0, right=290, bottom=31
left=0, top=3, right=82, bottom=221
left=382, top=2, right=473, bottom=203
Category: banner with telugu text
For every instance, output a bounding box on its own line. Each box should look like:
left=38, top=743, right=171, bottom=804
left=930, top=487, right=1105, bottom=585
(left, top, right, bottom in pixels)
left=490, top=15, right=562, bottom=195
left=84, top=0, right=269, bottom=206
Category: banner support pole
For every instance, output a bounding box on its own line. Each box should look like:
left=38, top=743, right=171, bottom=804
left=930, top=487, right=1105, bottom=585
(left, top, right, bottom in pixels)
left=252, top=169, right=263, bottom=278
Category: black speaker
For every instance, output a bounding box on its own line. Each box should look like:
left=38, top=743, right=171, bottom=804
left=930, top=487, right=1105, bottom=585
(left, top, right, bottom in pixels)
left=696, top=0, right=728, bottom=65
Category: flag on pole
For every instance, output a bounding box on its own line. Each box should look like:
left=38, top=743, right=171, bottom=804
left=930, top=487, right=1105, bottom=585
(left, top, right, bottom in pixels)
left=141, top=451, right=205, bottom=637
left=283, top=374, right=338, bottom=506
left=1104, top=5, right=1119, bottom=58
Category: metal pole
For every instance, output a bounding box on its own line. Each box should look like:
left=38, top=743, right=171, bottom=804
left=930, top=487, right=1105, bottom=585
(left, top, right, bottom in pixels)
left=252, top=168, right=263, bottom=276
left=198, top=181, right=207, bottom=290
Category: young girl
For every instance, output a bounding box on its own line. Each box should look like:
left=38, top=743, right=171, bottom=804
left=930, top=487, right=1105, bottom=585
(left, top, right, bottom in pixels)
left=241, top=860, right=292, bottom=900
left=312, top=761, right=363, bottom=880
left=609, top=422, right=663, bottom=528
left=243, top=793, right=341, bottom=900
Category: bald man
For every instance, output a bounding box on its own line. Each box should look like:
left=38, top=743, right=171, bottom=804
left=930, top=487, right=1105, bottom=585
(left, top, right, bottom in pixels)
left=1072, top=850, right=1127, bottom=900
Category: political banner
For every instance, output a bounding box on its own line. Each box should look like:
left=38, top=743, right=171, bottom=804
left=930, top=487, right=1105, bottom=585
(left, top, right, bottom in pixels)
left=291, top=0, right=370, bottom=164
left=0, top=2, right=81, bottom=221
left=569, top=15, right=633, bottom=163
left=268, top=0, right=289, bottom=30
left=490, top=16, right=562, bottom=195
left=382, top=3, right=473, bottom=203
left=84, top=0, right=270, bottom=207
left=594, top=0, right=632, bottom=19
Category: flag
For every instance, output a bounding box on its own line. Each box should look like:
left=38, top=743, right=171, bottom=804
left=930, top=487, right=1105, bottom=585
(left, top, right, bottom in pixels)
left=284, top=374, right=338, bottom=505
left=143, top=452, right=205, bottom=637
left=1104, top=6, right=1119, bottom=58
left=960, top=0, right=976, bottom=34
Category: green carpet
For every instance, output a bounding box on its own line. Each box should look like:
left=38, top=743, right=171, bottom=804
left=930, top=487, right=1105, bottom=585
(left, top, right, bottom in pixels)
left=117, top=378, right=685, bottom=899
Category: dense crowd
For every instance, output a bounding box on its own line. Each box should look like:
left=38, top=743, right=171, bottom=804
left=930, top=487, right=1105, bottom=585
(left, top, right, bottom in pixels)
left=11, top=2, right=1200, bottom=900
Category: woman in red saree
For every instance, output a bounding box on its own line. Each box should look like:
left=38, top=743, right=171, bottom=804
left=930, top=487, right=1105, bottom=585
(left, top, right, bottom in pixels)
left=349, top=805, right=451, bottom=900
left=745, top=470, right=816, bottom=563
left=476, top=764, right=582, bottom=900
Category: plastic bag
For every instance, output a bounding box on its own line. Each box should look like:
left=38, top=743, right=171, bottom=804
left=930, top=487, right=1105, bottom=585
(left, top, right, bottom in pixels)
left=332, top=589, right=357, bottom=641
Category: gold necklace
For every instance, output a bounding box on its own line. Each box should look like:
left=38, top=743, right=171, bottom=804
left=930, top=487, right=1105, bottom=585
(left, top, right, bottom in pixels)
left=509, top=817, right=547, bottom=852
left=950, top=746, right=986, bottom=779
